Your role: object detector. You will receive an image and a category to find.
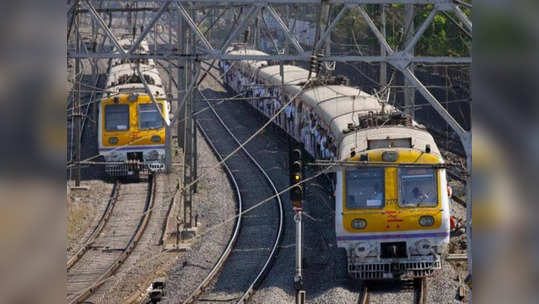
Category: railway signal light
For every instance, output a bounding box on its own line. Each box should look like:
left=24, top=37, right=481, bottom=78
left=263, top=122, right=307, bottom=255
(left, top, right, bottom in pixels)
left=291, top=185, right=304, bottom=202
left=290, top=148, right=303, bottom=184
left=290, top=146, right=304, bottom=202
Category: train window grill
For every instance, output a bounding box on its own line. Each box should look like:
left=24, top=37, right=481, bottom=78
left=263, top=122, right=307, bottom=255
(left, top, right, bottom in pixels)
left=105, top=104, right=129, bottom=131
left=399, top=168, right=438, bottom=207
left=367, top=138, right=412, bottom=149
left=345, top=168, right=385, bottom=209
left=138, top=104, right=164, bottom=130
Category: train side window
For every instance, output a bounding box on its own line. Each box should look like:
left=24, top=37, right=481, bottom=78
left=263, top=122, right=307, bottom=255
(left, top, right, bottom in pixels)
left=399, top=168, right=438, bottom=207
left=138, top=103, right=164, bottom=130
left=105, top=104, right=129, bottom=131
left=345, top=168, right=385, bottom=209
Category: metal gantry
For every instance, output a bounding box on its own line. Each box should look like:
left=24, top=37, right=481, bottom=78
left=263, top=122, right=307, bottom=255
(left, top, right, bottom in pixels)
left=67, top=0, right=472, bottom=277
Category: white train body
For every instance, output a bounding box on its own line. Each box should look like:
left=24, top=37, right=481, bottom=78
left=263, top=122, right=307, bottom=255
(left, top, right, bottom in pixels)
left=221, top=45, right=452, bottom=280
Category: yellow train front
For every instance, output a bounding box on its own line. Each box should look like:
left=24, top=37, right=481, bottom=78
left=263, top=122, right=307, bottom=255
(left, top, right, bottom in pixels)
left=97, top=38, right=169, bottom=176
left=98, top=93, right=168, bottom=176
left=335, top=133, right=451, bottom=280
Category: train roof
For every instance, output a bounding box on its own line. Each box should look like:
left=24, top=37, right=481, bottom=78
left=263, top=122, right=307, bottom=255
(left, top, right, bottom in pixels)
left=250, top=63, right=393, bottom=137
left=339, top=126, right=441, bottom=158
left=233, top=48, right=440, bottom=155
left=227, top=47, right=268, bottom=70
left=106, top=63, right=163, bottom=89
left=258, top=65, right=312, bottom=85
left=105, top=83, right=165, bottom=98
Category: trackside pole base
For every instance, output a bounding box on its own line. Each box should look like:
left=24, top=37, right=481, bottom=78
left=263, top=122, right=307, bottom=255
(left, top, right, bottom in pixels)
left=70, top=185, right=90, bottom=191
left=296, top=289, right=306, bottom=304
left=294, top=210, right=304, bottom=290
left=176, top=227, right=197, bottom=251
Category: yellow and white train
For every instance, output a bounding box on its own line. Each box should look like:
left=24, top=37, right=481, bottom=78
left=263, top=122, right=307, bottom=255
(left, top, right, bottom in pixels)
left=98, top=39, right=170, bottom=176
left=222, top=45, right=452, bottom=280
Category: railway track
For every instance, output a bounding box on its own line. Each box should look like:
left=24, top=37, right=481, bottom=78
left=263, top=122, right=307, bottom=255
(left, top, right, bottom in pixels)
left=66, top=175, right=156, bottom=304
left=413, top=278, right=427, bottom=304
left=357, top=278, right=427, bottom=304
left=67, top=181, right=120, bottom=270
left=183, top=90, right=284, bottom=303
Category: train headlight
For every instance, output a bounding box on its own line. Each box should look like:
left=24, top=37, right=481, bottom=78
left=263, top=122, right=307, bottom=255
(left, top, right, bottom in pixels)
left=415, top=239, right=432, bottom=255
left=419, top=216, right=434, bottom=227
left=147, top=150, right=160, bottom=161
left=151, top=135, right=162, bottom=143
left=382, top=151, right=398, bottom=162
left=354, top=242, right=370, bottom=258
left=110, top=151, right=123, bottom=161
left=128, top=93, right=138, bottom=102
left=351, top=218, right=367, bottom=230
left=108, top=137, right=119, bottom=145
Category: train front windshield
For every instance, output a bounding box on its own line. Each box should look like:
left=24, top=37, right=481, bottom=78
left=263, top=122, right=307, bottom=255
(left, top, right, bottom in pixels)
left=399, top=168, right=438, bottom=207
left=138, top=103, right=164, bottom=130
left=345, top=168, right=385, bottom=209
left=105, top=104, right=129, bottom=131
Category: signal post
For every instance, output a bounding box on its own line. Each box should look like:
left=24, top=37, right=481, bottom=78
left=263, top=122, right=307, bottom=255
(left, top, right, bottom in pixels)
left=290, top=145, right=306, bottom=304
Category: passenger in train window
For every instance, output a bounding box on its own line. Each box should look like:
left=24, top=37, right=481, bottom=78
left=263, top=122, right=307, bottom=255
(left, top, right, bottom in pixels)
left=290, top=102, right=296, bottom=135
left=301, top=122, right=310, bottom=153
left=285, top=99, right=293, bottom=133
left=313, top=125, right=320, bottom=158
left=320, top=132, right=327, bottom=159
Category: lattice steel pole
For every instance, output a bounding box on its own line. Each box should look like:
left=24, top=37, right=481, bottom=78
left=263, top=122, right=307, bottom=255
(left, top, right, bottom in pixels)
left=182, top=5, right=193, bottom=229
left=191, top=9, right=198, bottom=193
left=404, top=4, right=416, bottom=119
left=74, top=8, right=82, bottom=187
left=380, top=4, right=387, bottom=87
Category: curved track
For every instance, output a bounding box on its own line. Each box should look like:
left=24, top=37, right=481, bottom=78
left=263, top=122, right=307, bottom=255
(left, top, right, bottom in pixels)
left=66, top=176, right=156, bottom=304
left=181, top=121, right=243, bottom=303
left=67, top=181, right=120, bottom=270
left=184, top=91, right=284, bottom=303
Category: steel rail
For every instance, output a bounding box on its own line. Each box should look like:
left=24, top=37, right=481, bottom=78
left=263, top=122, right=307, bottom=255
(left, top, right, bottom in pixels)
left=181, top=121, right=244, bottom=304
left=203, top=92, right=284, bottom=304
left=358, top=285, right=369, bottom=304
left=414, top=277, right=427, bottom=304
left=67, top=181, right=120, bottom=270
left=68, top=175, right=157, bottom=304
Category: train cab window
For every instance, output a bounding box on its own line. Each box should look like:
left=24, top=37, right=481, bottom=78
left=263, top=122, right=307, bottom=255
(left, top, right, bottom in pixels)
left=399, top=168, right=438, bottom=207
left=138, top=103, right=164, bottom=130
left=345, top=168, right=385, bottom=209
left=105, top=104, right=129, bottom=131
